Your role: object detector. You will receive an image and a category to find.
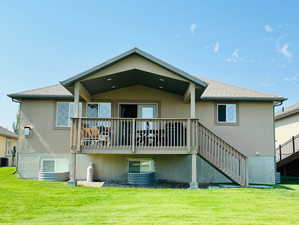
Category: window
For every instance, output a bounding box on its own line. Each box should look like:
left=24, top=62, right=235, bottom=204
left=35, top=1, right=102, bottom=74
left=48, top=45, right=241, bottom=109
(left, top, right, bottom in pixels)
left=128, top=159, right=155, bottom=173
left=41, top=158, right=69, bottom=172
left=56, top=102, right=82, bottom=127
left=42, top=160, right=55, bottom=172
left=216, top=104, right=237, bottom=124
left=87, top=103, right=111, bottom=118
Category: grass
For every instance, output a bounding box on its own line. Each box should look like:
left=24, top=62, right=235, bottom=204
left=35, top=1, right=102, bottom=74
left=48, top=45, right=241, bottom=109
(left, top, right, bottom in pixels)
left=1, top=168, right=299, bottom=225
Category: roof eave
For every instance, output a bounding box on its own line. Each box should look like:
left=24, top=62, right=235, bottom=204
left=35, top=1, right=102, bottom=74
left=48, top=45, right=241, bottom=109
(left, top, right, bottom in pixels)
left=275, top=109, right=299, bottom=121
left=1, top=134, right=18, bottom=139
left=200, top=96, right=287, bottom=102
left=8, top=94, right=73, bottom=100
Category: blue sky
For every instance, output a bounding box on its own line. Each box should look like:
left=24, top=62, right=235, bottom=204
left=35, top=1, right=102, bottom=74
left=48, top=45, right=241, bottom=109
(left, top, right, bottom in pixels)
left=0, top=1, right=298, bottom=130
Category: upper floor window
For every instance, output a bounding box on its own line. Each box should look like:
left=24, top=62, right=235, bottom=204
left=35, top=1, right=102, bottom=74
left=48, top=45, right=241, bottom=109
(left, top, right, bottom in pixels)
left=87, top=103, right=111, bottom=118
left=216, top=103, right=237, bottom=124
left=56, top=102, right=82, bottom=127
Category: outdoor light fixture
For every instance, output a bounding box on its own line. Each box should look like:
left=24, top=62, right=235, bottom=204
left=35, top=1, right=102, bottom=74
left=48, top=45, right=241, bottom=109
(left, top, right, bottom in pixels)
left=159, top=86, right=163, bottom=89
left=111, top=85, right=116, bottom=89
left=159, top=78, right=164, bottom=82
left=24, top=126, right=32, bottom=137
left=106, top=78, right=112, bottom=81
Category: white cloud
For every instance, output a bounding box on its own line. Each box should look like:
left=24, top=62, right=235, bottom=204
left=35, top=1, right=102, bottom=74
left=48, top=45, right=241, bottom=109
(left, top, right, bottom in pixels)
left=226, top=49, right=240, bottom=63
left=264, top=25, right=273, bottom=32
left=190, top=24, right=197, bottom=33
left=277, top=43, right=293, bottom=59
left=284, top=74, right=299, bottom=82
left=213, top=42, right=220, bottom=53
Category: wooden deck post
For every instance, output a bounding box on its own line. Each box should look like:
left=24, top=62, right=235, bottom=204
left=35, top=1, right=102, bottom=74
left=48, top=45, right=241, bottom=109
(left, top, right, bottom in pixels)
left=279, top=145, right=282, bottom=161
left=69, top=82, right=80, bottom=186
left=187, top=119, right=191, bottom=152
left=189, top=83, right=198, bottom=188
left=244, top=158, right=249, bottom=187
left=190, top=152, right=198, bottom=189
left=292, top=136, right=295, bottom=154
left=190, top=83, right=196, bottom=119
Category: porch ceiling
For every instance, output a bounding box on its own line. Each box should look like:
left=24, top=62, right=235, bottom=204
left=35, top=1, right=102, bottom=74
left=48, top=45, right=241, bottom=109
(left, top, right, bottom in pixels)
left=79, top=69, right=205, bottom=99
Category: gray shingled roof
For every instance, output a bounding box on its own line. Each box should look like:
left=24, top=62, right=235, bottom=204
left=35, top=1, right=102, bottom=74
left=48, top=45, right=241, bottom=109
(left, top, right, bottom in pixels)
left=8, top=84, right=72, bottom=100
left=199, top=77, right=285, bottom=101
left=275, top=103, right=299, bottom=120
left=8, top=78, right=285, bottom=102
left=0, top=126, right=18, bottom=139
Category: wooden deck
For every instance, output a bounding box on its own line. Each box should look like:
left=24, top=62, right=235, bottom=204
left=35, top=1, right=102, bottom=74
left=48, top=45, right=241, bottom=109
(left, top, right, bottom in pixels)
left=70, top=118, right=198, bottom=154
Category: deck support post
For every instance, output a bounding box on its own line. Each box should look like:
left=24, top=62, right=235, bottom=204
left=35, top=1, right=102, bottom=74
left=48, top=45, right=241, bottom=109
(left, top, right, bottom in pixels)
left=68, top=82, right=80, bottom=186
left=190, top=83, right=196, bottom=119
left=190, top=152, right=198, bottom=189
left=68, top=153, right=77, bottom=186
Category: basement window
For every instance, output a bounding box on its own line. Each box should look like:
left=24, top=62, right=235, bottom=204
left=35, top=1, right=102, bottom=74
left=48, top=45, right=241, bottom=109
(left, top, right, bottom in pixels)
left=216, top=104, right=237, bottom=124
left=128, top=159, right=155, bottom=173
left=42, top=160, right=55, bottom=172
left=41, top=158, right=69, bottom=172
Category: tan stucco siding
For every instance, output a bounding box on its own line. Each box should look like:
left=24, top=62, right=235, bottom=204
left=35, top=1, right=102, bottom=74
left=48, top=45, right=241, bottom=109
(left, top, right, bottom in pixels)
left=19, top=100, right=71, bottom=154
left=92, top=85, right=189, bottom=118
left=18, top=85, right=275, bottom=158
left=84, top=54, right=188, bottom=82
left=197, top=101, right=275, bottom=156
left=275, top=114, right=299, bottom=146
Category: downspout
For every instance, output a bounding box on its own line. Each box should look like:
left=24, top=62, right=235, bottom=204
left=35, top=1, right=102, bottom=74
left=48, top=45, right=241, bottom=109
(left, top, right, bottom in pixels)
left=11, top=98, right=21, bottom=175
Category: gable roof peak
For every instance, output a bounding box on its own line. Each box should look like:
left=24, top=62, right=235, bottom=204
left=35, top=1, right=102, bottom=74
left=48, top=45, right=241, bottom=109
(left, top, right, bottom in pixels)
left=60, top=48, right=208, bottom=88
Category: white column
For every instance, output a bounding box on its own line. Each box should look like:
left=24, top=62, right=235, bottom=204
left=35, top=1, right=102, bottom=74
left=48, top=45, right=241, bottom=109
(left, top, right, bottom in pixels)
left=69, top=82, right=80, bottom=186
left=190, top=152, right=198, bottom=189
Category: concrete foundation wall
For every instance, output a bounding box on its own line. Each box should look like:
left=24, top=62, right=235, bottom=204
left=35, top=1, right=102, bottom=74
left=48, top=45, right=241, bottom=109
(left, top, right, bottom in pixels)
left=17, top=153, right=275, bottom=184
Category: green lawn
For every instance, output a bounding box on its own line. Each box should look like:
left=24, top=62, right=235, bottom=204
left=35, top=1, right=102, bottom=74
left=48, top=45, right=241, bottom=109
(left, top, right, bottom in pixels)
left=1, top=168, right=299, bottom=225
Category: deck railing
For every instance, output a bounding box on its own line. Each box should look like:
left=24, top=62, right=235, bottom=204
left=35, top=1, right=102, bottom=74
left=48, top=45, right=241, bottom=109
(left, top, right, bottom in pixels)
left=276, top=134, right=299, bottom=162
left=196, top=123, right=248, bottom=186
left=70, top=118, right=199, bottom=153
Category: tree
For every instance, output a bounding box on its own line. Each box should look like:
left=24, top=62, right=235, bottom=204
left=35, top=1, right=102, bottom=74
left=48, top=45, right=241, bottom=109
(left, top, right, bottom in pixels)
left=12, top=106, right=20, bottom=135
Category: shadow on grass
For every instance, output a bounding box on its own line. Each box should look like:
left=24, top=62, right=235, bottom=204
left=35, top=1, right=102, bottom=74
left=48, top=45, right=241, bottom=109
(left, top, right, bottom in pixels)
left=273, top=184, right=296, bottom=190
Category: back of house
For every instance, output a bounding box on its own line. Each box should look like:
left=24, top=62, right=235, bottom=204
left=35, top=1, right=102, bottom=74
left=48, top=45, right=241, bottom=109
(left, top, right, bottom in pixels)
left=8, top=48, right=285, bottom=187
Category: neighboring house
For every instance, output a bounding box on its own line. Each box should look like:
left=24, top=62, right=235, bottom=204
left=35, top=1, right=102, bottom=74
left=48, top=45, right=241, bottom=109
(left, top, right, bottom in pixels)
left=0, top=126, right=18, bottom=166
left=275, top=103, right=299, bottom=146
left=8, top=48, right=285, bottom=187
left=275, top=103, right=299, bottom=177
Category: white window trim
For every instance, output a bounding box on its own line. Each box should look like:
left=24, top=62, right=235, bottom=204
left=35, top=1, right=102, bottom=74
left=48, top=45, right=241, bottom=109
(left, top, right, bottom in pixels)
left=216, top=103, right=238, bottom=124
left=86, top=102, right=112, bottom=118
left=56, top=102, right=82, bottom=127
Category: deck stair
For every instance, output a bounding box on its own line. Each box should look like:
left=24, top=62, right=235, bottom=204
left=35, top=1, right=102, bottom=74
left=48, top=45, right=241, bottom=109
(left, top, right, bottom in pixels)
left=196, top=123, right=248, bottom=186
